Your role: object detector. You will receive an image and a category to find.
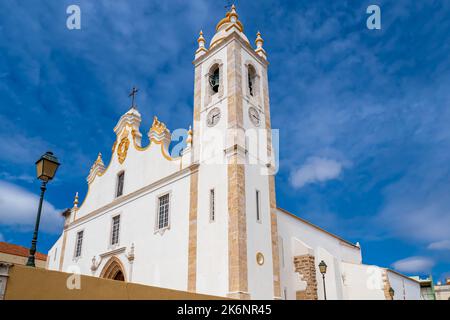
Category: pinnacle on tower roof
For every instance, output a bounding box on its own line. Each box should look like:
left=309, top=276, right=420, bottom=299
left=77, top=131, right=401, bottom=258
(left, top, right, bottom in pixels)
left=94, top=152, right=104, bottom=166
left=210, top=4, right=248, bottom=49
left=197, top=30, right=205, bottom=44
left=73, top=191, right=79, bottom=209
left=195, top=30, right=208, bottom=58
left=255, top=31, right=267, bottom=60
left=215, top=3, right=243, bottom=32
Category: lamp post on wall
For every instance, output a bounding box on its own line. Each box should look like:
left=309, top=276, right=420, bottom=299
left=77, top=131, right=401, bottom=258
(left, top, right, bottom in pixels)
left=318, top=260, right=328, bottom=300
left=26, top=151, right=60, bottom=267
left=389, top=287, right=395, bottom=300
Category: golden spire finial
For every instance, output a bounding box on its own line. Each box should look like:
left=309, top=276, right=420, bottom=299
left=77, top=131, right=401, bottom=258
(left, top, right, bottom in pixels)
left=186, top=125, right=193, bottom=144
left=255, top=31, right=264, bottom=45
left=255, top=31, right=267, bottom=59
left=73, top=192, right=79, bottom=209
left=197, top=30, right=205, bottom=44
left=229, top=4, right=238, bottom=20
left=95, top=152, right=103, bottom=165
left=195, top=30, right=208, bottom=57
left=215, top=3, right=243, bottom=33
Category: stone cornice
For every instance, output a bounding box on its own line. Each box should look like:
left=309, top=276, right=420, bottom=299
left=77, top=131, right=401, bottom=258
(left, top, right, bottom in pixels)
left=99, top=246, right=126, bottom=258
left=67, top=163, right=200, bottom=230
left=193, top=31, right=269, bottom=68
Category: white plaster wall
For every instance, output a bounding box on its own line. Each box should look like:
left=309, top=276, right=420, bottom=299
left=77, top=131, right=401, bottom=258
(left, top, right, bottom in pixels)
left=245, top=164, right=275, bottom=299
left=196, top=163, right=229, bottom=297
left=387, top=270, right=421, bottom=300
left=47, top=236, right=62, bottom=270
left=341, top=262, right=386, bottom=300
left=57, top=172, right=191, bottom=292
left=315, top=247, right=342, bottom=300
left=277, top=210, right=362, bottom=300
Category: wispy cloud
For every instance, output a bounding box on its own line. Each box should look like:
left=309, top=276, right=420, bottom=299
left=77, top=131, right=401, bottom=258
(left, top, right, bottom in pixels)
left=290, top=157, right=343, bottom=188
left=0, top=180, right=63, bottom=233
left=0, top=171, right=35, bottom=183
left=428, top=240, right=450, bottom=251
left=392, top=256, right=435, bottom=274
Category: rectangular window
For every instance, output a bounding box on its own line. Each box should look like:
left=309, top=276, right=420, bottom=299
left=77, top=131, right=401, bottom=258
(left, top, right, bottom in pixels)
left=209, top=189, right=215, bottom=222
left=116, top=172, right=124, bottom=197
left=74, top=231, right=83, bottom=258
left=279, top=236, right=285, bottom=268
left=256, top=190, right=261, bottom=222
left=54, top=247, right=58, bottom=261
left=157, top=194, right=170, bottom=230
left=111, top=215, right=120, bottom=245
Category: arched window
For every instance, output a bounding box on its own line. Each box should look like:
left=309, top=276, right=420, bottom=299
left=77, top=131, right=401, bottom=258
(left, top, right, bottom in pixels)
left=245, top=63, right=259, bottom=99
left=116, top=171, right=124, bottom=197
left=248, top=65, right=256, bottom=96
left=205, top=61, right=223, bottom=106
left=209, top=66, right=220, bottom=93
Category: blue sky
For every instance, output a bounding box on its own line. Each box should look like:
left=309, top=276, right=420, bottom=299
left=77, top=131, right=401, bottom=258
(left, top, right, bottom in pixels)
left=0, top=0, right=449, bottom=282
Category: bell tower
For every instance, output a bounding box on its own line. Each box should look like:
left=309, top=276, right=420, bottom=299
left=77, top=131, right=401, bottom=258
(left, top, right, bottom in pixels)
left=189, top=5, right=281, bottom=300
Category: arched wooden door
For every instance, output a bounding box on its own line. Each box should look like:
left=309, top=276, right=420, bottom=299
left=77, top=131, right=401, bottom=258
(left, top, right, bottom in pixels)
left=100, top=256, right=126, bottom=281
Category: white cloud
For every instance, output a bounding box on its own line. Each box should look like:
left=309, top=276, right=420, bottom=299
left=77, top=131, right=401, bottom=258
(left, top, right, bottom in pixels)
left=290, top=157, right=343, bottom=188
left=0, top=180, right=63, bottom=233
left=392, top=256, right=435, bottom=273
left=428, top=240, right=450, bottom=250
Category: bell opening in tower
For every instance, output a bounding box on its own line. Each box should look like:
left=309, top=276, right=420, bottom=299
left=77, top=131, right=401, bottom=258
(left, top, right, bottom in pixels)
left=209, top=67, right=220, bottom=93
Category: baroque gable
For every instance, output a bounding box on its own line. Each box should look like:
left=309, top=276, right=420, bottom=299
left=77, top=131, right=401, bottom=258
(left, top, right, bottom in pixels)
left=76, top=108, right=192, bottom=220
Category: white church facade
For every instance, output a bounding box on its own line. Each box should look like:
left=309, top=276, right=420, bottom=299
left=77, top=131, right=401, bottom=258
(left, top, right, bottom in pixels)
left=47, top=6, right=420, bottom=300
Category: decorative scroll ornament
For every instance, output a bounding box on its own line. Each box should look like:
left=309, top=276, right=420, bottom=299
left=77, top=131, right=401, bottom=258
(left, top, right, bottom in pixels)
left=117, top=136, right=130, bottom=164
left=127, top=243, right=135, bottom=262
left=91, top=256, right=100, bottom=271
left=151, top=116, right=167, bottom=135
left=87, top=152, right=106, bottom=184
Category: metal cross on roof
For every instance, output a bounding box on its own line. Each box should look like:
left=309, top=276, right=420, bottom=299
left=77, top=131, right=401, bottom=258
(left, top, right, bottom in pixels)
left=129, top=86, right=139, bottom=109
left=224, top=0, right=233, bottom=10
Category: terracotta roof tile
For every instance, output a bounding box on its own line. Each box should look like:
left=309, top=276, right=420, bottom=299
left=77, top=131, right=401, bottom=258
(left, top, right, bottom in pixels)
left=0, top=241, right=47, bottom=261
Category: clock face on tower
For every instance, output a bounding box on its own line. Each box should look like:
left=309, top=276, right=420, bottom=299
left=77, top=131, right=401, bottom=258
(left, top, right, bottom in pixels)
left=248, top=106, right=261, bottom=127
left=207, top=107, right=221, bottom=127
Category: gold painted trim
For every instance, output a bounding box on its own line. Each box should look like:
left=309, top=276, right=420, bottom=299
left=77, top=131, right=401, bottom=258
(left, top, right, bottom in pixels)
left=149, top=138, right=180, bottom=161
left=117, top=136, right=130, bottom=164
left=215, top=14, right=244, bottom=33
left=81, top=125, right=184, bottom=210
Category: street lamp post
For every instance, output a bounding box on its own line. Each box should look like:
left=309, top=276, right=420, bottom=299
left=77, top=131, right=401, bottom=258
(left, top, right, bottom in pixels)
left=26, top=151, right=60, bottom=267
left=318, top=260, right=328, bottom=300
